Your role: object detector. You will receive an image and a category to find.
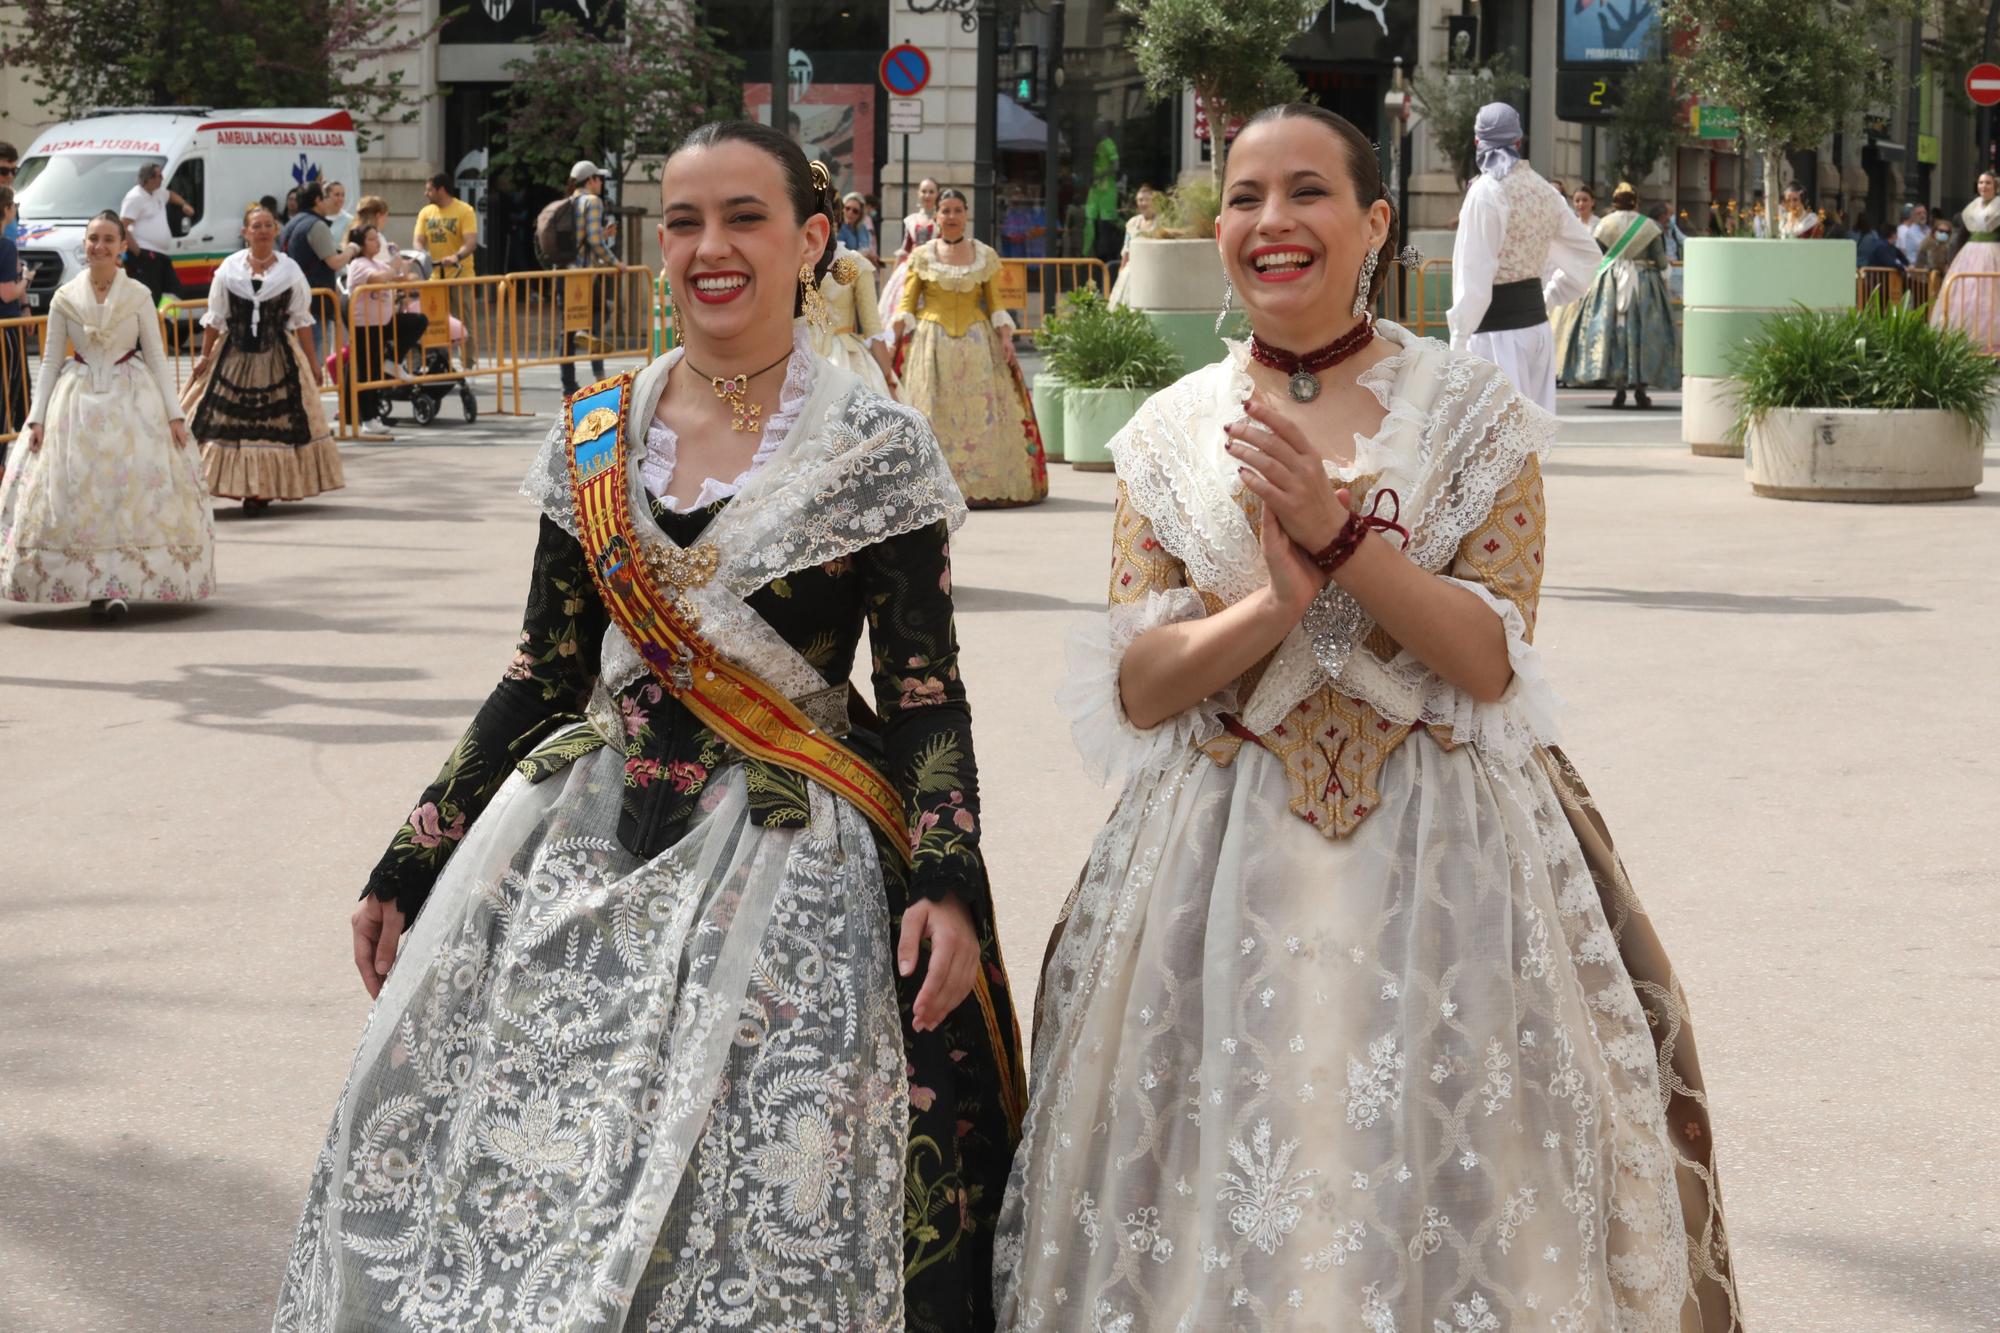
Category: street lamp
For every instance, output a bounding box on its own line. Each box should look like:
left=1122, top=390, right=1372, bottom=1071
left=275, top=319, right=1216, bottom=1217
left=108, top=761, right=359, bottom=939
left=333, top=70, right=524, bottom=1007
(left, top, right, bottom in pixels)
left=905, top=0, right=999, bottom=245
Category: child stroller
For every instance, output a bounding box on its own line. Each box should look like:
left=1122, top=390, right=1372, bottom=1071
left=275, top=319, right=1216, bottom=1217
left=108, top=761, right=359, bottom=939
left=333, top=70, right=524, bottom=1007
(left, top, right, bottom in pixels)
left=341, top=251, right=478, bottom=427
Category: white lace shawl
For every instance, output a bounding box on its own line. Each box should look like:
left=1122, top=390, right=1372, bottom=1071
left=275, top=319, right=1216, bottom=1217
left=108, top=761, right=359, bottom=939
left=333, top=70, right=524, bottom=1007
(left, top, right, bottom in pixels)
left=201, top=249, right=314, bottom=338
left=1106, top=320, right=1560, bottom=758
left=524, top=345, right=967, bottom=699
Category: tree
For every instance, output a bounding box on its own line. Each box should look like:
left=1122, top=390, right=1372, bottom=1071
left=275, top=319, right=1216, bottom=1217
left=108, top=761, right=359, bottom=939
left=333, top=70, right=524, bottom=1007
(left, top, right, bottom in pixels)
left=1406, top=53, right=1532, bottom=188
left=1117, top=0, right=1323, bottom=190
left=491, top=5, right=745, bottom=192
left=1608, top=51, right=1680, bottom=192
left=1661, top=0, right=1899, bottom=234
left=0, top=0, right=438, bottom=148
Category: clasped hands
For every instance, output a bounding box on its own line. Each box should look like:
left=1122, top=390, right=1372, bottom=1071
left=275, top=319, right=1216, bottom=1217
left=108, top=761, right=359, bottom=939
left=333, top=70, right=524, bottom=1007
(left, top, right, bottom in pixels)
left=1224, top=398, right=1363, bottom=614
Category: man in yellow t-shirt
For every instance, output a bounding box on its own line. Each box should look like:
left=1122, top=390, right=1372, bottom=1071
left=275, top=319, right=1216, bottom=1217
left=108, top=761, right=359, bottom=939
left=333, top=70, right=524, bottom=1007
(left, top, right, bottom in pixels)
left=414, top=173, right=478, bottom=275
left=413, top=172, right=480, bottom=366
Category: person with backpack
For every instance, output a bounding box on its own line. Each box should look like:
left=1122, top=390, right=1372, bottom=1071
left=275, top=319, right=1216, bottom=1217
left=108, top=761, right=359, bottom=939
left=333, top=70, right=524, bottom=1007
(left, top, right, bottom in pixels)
left=544, top=160, right=624, bottom=397
left=279, top=181, right=359, bottom=371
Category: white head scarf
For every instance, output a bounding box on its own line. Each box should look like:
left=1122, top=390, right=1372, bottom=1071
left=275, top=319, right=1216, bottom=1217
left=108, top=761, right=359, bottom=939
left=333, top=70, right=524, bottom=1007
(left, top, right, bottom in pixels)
left=1473, top=103, right=1524, bottom=181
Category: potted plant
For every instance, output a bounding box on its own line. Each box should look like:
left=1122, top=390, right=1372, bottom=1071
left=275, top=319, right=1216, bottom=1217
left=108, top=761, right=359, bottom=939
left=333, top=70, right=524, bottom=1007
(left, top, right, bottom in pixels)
left=1043, top=289, right=1185, bottom=472
left=1031, top=299, right=1073, bottom=463
left=1660, top=0, right=1899, bottom=455
left=1114, top=0, right=1315, bottom=365
left=1732, top=300, right=1999, bottom=502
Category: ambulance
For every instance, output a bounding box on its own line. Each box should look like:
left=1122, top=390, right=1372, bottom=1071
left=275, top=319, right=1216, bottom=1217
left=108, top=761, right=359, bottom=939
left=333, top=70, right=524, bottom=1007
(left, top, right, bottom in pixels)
left=11, top=107, right=364, bottom=310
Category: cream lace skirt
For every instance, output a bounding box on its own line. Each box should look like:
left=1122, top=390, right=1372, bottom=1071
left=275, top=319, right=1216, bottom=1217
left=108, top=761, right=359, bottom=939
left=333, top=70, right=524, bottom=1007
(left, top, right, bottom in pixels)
left=0, top=359, right=215, bottom=603
left=274, top=742, right=908, bottom=1332
left=898, top=318, right=1047, bottom=508
left=997, top=735, right=1740, bottom=1332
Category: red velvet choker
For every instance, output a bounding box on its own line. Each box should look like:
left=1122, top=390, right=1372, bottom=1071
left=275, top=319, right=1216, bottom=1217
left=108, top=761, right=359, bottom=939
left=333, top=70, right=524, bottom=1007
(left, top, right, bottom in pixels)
left=1249, top=317, right=1376, bottom=403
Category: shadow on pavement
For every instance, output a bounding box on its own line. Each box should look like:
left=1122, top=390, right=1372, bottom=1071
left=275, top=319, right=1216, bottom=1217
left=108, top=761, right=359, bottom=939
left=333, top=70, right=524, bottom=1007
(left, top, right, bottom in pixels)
left=0, top=1134, right=293, bottom=1331
left=1757, top=1228, right=1997, bottom=1330
left=951, top=584, right=1100, bottom=614
left=1022, top=494, right=1117, bottom=515
left=1542, top=585, right=1925, bottom=616
left=1541, top=461, right=1690, bottom=480
left=0, top=663, right=480, bottom=741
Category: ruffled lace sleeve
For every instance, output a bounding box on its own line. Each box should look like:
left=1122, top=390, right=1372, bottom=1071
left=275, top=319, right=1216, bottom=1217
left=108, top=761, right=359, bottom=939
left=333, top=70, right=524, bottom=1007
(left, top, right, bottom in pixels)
left=1058, top=482, right=1228, bottom=788
left=1337, top=453, right=1560, bottom=768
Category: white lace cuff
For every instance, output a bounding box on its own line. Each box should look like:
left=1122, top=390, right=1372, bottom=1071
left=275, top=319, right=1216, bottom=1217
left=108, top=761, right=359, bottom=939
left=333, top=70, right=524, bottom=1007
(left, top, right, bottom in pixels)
left=991, top=309, right=1018, bottom=334
left=1338, top=578, right=1560, bottom=769
left=890, top=310, right=916, bottom=336
left=1057, top=588, right=1228, bottom=789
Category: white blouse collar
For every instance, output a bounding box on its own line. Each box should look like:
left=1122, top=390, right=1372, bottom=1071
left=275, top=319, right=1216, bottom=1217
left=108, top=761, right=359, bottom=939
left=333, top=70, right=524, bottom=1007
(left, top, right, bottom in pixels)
left=641, top=327, right=817, bottom=513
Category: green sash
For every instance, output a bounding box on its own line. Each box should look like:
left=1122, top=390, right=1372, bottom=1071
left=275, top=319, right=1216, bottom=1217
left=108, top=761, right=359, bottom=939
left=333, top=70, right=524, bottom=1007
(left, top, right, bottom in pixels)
left=1597, top=214, right=1659, bottom=272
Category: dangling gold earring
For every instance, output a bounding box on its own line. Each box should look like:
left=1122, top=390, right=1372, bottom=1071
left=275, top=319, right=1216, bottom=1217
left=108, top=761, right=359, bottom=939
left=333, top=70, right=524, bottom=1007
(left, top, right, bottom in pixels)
left=799, top=262, right=833, bottom=334
left=669, top=289, right=686, bottom=348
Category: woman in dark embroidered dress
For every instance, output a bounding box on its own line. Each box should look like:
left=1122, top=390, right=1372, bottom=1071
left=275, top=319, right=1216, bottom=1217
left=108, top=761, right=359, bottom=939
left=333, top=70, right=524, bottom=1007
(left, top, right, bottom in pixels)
left=182, top=203, right=343, bottom=513
left=274, top=121, right=1023, bottom=1333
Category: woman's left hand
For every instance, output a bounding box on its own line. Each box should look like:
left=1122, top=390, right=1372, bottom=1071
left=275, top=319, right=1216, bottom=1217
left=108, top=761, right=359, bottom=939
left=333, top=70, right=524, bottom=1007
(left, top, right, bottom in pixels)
left=872, top=341, right=898, bottom=388
left=998, top=333, right=1019, bottom=369
left=1225, top=397, right=1350, bottom=553
left=899, top=893, right=981, bottom=1032
left=169, top=420, right=192, bottom=449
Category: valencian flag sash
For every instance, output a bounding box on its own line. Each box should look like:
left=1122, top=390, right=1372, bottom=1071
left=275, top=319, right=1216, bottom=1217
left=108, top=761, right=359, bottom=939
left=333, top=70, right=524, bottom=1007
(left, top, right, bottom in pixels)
left=566, top=373, right=914, bottom=863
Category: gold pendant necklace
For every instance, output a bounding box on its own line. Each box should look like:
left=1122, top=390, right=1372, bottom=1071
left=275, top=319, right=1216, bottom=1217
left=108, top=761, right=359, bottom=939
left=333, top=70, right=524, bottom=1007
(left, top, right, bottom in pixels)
left=685, top=348, right=793, bottom=432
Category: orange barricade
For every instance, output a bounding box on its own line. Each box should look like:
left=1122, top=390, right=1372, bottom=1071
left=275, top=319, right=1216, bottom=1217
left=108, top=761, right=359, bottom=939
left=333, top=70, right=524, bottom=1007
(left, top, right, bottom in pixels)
left=505, top=265, right=656, bottom=392
left=341, top=273, right=517, bottom=436
left=1002, top=257, right=1109, bottom=338
left=0, top=314, right=48, bottom=448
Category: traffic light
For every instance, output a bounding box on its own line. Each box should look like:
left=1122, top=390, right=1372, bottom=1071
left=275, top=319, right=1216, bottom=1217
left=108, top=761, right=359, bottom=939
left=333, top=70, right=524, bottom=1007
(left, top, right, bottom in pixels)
left=1014, top=71, right=1037, bottom=104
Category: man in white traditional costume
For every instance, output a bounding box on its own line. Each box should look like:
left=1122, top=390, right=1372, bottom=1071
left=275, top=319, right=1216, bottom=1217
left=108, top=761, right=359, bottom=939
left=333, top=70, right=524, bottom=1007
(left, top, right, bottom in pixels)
left=1447, top=102, right=1601, bottom=412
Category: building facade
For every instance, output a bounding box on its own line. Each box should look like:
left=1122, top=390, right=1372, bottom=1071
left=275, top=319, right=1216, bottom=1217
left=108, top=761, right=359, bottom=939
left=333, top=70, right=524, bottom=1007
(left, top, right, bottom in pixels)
left=0, top=0, right=1992, bottom=271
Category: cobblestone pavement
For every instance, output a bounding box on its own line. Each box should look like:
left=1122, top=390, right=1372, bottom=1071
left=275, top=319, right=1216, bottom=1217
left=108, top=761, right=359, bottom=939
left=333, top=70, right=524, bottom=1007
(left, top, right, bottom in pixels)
left=2, top=371, right=1995, bottom=1330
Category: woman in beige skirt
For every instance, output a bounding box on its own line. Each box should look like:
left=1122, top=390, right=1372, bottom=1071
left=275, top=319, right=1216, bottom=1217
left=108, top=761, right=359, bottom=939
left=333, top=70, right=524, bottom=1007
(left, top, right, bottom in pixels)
left=183, top=203, right=343, bottom=514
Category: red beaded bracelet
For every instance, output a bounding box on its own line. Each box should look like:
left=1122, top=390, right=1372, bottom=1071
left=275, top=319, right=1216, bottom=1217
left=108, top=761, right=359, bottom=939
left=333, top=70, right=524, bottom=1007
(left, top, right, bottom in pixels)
left=1310, top=487, right=1409, bottom=577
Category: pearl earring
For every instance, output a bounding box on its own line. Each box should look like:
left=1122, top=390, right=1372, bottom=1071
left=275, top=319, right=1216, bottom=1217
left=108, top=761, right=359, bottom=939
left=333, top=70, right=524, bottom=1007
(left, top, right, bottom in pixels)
left=1215, top=276, right=1235, bottom=334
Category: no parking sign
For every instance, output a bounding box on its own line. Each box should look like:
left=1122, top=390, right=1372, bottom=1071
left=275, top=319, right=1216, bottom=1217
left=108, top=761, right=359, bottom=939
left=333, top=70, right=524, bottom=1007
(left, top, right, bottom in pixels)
left=880, top=44, right=931, bottom=97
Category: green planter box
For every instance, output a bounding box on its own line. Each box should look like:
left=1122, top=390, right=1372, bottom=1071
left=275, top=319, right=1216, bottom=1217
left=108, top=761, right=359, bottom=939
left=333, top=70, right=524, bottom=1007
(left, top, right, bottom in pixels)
left=1682, top=238, right=1857, bottom=454
left=1032, top=371, right=1067, bottom=462
left=1139, top=310, right=1245, bottom=377
left=1063, top=386, right=1150, bottom=472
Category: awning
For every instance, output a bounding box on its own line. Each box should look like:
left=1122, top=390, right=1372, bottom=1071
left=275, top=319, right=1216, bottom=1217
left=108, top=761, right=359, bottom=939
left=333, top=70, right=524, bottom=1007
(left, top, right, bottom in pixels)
left=996, top=96, right=1051, bottom=153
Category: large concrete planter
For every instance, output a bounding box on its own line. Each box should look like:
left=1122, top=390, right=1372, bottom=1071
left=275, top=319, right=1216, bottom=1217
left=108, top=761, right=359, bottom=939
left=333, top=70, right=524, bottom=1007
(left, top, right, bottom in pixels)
left=1118, top=237, right=1245, bottom=372
left=1682, top=239, right=1855, bottom=457
left=1031, top=371, right=1067, bottom=462
left=1744, top=407, right=1984, bottom=502
left=1064, top=386, right=1150, bottom=473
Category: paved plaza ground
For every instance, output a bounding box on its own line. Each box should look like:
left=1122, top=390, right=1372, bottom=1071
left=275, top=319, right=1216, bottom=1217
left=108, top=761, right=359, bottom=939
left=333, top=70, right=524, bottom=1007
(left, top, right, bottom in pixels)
left=3, top=366, right=1996, bottom=1330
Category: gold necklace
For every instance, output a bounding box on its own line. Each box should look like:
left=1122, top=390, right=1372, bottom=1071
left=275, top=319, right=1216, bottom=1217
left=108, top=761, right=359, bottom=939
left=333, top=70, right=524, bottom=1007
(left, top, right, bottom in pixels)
left=684, top=348, right=793, bottom=433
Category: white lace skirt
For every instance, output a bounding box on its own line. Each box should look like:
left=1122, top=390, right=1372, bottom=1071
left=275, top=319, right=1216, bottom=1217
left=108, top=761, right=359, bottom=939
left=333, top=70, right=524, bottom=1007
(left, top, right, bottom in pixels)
left=996, top=736, right=1692, bottom=1332
left=274, top=742, right=908, bottom=1333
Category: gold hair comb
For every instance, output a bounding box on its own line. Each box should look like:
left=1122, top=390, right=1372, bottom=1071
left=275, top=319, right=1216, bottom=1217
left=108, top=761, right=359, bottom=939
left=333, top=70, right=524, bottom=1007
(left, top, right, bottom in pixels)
left=809, top=160, right=832, bottom=192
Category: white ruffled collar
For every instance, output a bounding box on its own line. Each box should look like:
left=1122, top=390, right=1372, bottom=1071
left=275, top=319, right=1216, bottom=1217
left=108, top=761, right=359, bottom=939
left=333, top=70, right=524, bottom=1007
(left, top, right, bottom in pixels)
left=1219, top=321, right=1426, bottom=488
left=640, top=328, right=816, bottom=513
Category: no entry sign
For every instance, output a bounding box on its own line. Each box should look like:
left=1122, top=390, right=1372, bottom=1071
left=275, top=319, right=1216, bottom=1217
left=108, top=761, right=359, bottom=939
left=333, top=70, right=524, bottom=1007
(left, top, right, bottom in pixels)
left=881, top=44, right=931, bottom=98
left=1969, top=63, right=2000, bottom=108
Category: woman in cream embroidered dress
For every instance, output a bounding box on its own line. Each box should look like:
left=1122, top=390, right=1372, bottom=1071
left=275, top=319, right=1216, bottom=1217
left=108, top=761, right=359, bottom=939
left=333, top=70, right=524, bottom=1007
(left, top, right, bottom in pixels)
left=274, top=121, right=1025, bottom=1333
left=893, top=189, right=1047, bottom=507
left=996, top=106, right=1742, bottom=1333
left=1933, top=171, right=2000, bottom=354
left=183, top=204, right=343, bottom=512
left=807, top=242, right=896, bottom=396
left=0, top=212, right=213, bottom=611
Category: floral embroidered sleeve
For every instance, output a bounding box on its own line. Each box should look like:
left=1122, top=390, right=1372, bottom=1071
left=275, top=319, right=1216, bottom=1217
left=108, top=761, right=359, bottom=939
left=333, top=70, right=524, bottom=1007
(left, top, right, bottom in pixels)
left=363, top=516, right=608, bottom=919
left=859, top=517, right=986, bottom=907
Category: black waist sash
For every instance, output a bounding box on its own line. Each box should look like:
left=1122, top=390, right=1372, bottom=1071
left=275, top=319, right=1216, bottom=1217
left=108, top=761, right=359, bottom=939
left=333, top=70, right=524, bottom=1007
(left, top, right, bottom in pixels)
left=1475, top=277, right=1548, bottom=334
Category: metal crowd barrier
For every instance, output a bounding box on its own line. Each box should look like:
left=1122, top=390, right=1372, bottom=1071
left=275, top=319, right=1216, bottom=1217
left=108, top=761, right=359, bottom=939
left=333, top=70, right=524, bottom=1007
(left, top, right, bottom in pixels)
left=1001, top=257, right=1110, bottom=337
left=0, top=314, right=48, bottom=448
left=342, top=273, right=518, bottom=436
left=504, top=266, right=655, bottom=393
